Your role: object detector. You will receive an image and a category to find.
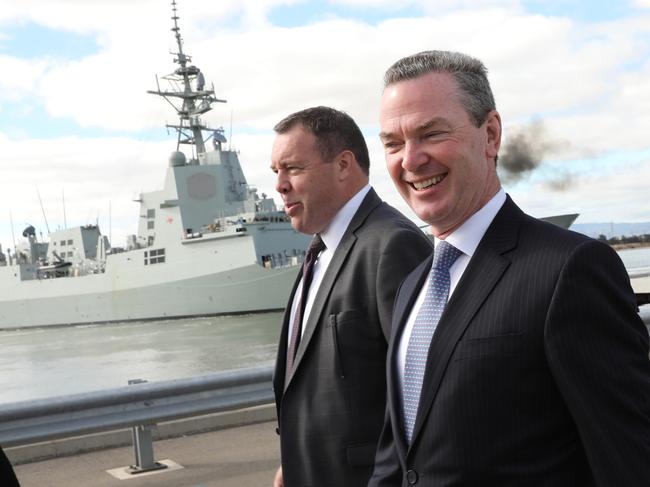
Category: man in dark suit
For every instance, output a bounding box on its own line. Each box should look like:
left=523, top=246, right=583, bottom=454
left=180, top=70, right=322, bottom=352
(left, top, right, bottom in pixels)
left=0, top=446, right=20, bottom=486
left=270, top=106, right=432, bottom=487
left=370, top=50, right=650, bottom=486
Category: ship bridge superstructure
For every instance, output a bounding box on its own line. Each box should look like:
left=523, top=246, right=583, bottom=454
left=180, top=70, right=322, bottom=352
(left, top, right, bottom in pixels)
left=138, top=0, right=309, bottom=261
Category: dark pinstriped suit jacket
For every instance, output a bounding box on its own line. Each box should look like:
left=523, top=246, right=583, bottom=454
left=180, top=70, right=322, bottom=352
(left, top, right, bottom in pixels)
left=0, top=446, right=19, bottom=486
left=370, top=196, right=650, bottom=487
left=272, top=189, right=433, bottom=487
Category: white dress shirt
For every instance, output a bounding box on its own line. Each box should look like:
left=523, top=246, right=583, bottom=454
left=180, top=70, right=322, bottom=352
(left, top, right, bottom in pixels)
left=287, top=184, right=372, bottom=341
left=396, top=188, right=506, bottom=392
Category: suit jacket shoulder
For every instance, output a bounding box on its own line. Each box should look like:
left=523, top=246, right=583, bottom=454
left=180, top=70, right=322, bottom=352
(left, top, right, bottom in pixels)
left=344, top=190, right=433, bottom=338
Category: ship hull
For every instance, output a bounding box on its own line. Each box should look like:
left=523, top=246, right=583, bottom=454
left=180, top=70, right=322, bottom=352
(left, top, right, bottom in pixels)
left=0, top=263, right=297, bottom=329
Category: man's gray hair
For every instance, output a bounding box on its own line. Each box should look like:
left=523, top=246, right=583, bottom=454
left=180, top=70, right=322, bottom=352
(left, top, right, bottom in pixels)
left=383, top=50, right=496, bottom=127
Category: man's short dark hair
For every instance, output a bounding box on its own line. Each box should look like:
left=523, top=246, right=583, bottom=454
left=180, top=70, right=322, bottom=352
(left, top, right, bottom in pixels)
left=274, top=106, right=370, bottom=174
left=384, top=50, right=496, bottom=127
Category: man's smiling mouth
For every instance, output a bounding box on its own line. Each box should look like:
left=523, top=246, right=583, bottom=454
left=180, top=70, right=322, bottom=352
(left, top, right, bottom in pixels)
left=410, top=174, right=446, bottom=191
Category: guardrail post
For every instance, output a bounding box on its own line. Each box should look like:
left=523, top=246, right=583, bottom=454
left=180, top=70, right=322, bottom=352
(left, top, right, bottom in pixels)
left=126, top=379, right=167, bottom=475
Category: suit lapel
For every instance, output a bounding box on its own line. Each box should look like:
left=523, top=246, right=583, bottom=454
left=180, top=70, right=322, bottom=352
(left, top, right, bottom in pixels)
left=386, top=256, right=433, bottom=458
left=409, top=197, right=523, bottom=448
left=275, top=269, right=303, bottom=396
left=285, top=189, right=382, bottom=388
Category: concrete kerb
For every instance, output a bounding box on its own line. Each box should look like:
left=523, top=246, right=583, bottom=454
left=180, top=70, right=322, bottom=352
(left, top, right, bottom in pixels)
left=6, top=402, right=276, bottom=465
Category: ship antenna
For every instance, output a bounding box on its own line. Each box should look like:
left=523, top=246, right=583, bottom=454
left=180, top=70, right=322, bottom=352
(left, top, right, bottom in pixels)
left=62, top=188, right=67, bottom=229
left=36, top=187, right=51, bottom=235
left=147, top=0, right=227, bottom=160
left=229, top=109, right=233, bottom=151
left=9, top=210, right=17, bottom=256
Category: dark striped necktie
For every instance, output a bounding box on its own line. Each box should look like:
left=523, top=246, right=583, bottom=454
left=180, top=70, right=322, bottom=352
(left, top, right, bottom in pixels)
left=285, top=234, right=326, bottom=382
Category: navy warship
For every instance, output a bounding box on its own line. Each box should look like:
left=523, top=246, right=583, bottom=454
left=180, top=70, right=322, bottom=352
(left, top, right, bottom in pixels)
left=0, top=2, right=310, bottom=329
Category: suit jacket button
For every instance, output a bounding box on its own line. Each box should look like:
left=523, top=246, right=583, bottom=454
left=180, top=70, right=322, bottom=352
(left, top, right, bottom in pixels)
left=406, top=469, right=418, bottom=484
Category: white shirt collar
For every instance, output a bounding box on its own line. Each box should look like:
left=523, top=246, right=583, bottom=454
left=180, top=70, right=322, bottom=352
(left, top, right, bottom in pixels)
left=320, top=184, right=371, bottom=253
left=434, top=188, right=506, bottom=257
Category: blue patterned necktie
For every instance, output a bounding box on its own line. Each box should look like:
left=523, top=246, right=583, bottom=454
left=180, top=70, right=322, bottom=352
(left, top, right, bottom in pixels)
left=402, top=240, right=463, bottom=444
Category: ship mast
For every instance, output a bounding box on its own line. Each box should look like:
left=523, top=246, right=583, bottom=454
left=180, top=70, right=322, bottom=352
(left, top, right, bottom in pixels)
left=148, top=0, right=227, bottom=158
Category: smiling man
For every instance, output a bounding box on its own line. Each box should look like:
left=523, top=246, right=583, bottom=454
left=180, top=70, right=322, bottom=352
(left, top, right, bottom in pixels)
left=369, top=50, right=650, bottom=487
left=380, top=70, right=500, bottom=238
left=270, top=106, right=432, bottom=487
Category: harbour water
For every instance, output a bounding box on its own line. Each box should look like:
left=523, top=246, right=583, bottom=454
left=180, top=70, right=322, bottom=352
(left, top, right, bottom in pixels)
left=0, top=312, right=282, bottom=404
left=1, top=246, right=649, bottom=405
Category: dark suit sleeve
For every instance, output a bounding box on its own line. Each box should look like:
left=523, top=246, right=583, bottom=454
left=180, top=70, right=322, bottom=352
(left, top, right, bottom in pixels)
left=375, top=227, right=432, bottom=340
left=545, top=240, right=650, bottom=486
left=368, top=404, right=402, bottom=487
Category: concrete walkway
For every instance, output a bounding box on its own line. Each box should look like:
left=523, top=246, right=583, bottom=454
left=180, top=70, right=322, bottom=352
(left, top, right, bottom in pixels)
left=12, top=421, right=280, bottom=487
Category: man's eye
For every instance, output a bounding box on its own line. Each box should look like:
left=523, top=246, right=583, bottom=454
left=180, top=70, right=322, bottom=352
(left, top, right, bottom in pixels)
left=383, top=141, right=401, bottom=151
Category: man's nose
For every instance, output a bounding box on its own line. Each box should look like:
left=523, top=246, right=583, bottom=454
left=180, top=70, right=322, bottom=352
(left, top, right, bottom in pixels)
left=401, top=140, right=428, bottom=171
left=275, top=172, right=290, bottom=194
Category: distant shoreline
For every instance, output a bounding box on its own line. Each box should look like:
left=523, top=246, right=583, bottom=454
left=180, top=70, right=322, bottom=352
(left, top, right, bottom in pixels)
left=610, top=242, right=650, bottom=251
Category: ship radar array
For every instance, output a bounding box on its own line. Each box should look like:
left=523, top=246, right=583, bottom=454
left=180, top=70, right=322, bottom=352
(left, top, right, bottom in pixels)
left=147, top=0, right=227, bottom=158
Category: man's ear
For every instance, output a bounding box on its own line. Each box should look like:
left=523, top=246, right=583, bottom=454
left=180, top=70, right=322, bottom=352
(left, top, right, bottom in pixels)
left=484, top=110, right=501, bottom=161
left=335, top=150, right=356, bottom=182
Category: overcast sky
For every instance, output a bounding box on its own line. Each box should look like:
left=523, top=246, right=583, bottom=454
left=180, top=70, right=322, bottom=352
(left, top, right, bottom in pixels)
left=1, top=0, right=649, bottom=249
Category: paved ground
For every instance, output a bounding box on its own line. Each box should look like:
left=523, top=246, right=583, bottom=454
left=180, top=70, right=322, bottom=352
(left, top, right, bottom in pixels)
left=12, top=421, right=280, bottom=487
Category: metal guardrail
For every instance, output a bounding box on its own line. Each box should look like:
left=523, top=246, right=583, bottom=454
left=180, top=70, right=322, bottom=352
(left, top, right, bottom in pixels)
left=629, top=267, right=650, bottom=279
left=0, top=365, right=274, bottom=471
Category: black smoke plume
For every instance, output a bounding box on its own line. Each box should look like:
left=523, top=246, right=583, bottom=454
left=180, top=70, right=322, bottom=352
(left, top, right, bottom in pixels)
left=498, top=120, right=572, bottom=191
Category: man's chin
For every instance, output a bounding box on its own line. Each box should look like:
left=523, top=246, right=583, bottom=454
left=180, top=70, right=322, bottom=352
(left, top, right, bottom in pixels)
left=290, top=220, right=303, bottom=233
left=413, top=206, right=447, bottom=230
left=411, top=201, right=439, bottom=222
left=290, top=218, right=310, bottom=235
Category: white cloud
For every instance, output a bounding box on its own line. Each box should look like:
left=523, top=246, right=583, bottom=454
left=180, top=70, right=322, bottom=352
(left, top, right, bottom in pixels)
left=331, top=0, right=521, bottom=11
left=10, top=6, right=649, bottom=142
left=1, top=1, right=650, bottom=248
left=0, top=56, right=49, bottom=104
left=0, top=133, right=169, bottom=247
